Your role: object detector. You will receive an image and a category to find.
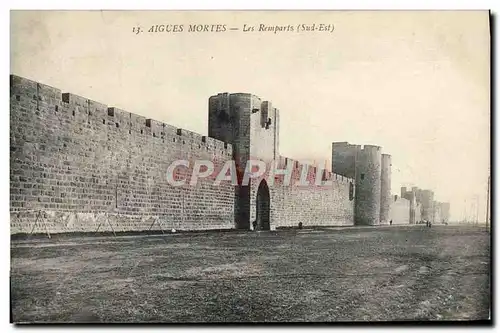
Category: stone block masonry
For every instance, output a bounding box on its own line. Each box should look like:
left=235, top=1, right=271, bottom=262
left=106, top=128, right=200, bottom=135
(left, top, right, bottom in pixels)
left=269, top=160, right=355, bottom=228
left=248, top=157, right=355, bottom=229
left=11, top=75, right=357, bottom=234
left=332, top=143, right=387, bottom=226
left=10, top=75, right=235, bottom=234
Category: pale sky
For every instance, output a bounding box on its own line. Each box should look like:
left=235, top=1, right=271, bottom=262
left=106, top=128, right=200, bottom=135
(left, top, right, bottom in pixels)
left=10, top=10, right=491, bottom=222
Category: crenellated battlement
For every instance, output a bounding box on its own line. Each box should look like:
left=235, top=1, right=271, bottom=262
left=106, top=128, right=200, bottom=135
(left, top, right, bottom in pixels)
left=10, top=75, right=233, bottom=157
left=278, top=155, right=354, bottom=185
left=361, top=144, right=382, bottom=152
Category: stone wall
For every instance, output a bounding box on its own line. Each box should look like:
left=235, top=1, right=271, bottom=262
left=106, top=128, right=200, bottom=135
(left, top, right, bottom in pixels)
left=250, top=157, right=355, bottom=229
left=11, top=75, right=357, bottom=235
left=10, top=75, right=235, bottom=234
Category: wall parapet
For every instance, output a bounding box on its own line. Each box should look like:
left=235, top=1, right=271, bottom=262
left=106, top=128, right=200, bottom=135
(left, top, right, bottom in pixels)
left=278, top=155, right=354, bottom=185
left=10, top=74, right=233, bottom=157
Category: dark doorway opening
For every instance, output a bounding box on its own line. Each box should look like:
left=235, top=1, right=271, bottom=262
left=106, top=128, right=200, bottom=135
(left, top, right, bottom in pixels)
left=256, top=180, right=270, bottom=230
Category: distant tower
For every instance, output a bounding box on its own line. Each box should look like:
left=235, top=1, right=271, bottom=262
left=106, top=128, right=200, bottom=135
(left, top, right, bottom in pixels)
left=409, top=188, right=417, bottom=224
left=401, top=187, right=407, bottom=198
left=401, top=187, right=417, bottom=224
left=355, top=145, right=382, bottom=225
left=380, top=154, right=392, bottom=225
left=332, top=142, right=385, bottom=226
left=420, top=190, right=434, bottom=221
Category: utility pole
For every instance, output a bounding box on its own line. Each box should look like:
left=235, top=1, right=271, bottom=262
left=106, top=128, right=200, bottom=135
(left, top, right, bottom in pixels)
left=470, top=198, right=475, bottom=225
left=471, top=198, right=477, bottom=226
left=463, top=198, right=466, bottom=224
left=476, top=195, right=480, bottom=226
left=486, top=175, right=490, bottom=230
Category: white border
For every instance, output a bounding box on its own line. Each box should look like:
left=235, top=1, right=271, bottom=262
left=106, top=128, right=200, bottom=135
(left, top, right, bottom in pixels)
left=3, top=0, right=499, bottom=10
left=2, top=1, right=497, bottom=333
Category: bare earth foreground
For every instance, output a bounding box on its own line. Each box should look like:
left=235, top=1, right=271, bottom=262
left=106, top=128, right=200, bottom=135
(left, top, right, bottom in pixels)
left=10, top=225, right=490, bottom=323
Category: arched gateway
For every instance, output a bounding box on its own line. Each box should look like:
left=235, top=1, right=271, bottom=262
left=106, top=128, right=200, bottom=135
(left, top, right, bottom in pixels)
left=256, top=180, right=271, bottom=230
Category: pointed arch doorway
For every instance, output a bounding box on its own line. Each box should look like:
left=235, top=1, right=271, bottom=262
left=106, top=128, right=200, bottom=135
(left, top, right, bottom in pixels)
left=256, top=180, right=270, bottom=230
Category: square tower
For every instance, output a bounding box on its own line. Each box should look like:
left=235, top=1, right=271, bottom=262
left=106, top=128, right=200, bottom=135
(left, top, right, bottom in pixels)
left=208, top=93, right=280, bottom=229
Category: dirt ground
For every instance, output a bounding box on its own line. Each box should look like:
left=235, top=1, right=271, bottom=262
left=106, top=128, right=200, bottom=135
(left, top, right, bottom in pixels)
left=10, top=225, right=491, bottom=323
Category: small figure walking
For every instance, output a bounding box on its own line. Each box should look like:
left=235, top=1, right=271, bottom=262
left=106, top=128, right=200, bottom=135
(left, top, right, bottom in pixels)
left=389, top=220, right=393, bottom=226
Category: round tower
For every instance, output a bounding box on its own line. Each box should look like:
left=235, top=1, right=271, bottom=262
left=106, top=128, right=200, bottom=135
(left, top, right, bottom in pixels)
left=354, top=145, right=382, bottom=225
left=380, top=153, right=392, bottom=225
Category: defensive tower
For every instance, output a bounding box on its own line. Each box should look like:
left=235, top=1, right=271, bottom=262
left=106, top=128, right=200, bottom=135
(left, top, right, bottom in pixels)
left=380, top=153, right=392, bottom=225
left=208, top=93, right=280, bottom=229
left=355, top=145, right=382, bottom=225
left=332, top=142, right=387, bottom=226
